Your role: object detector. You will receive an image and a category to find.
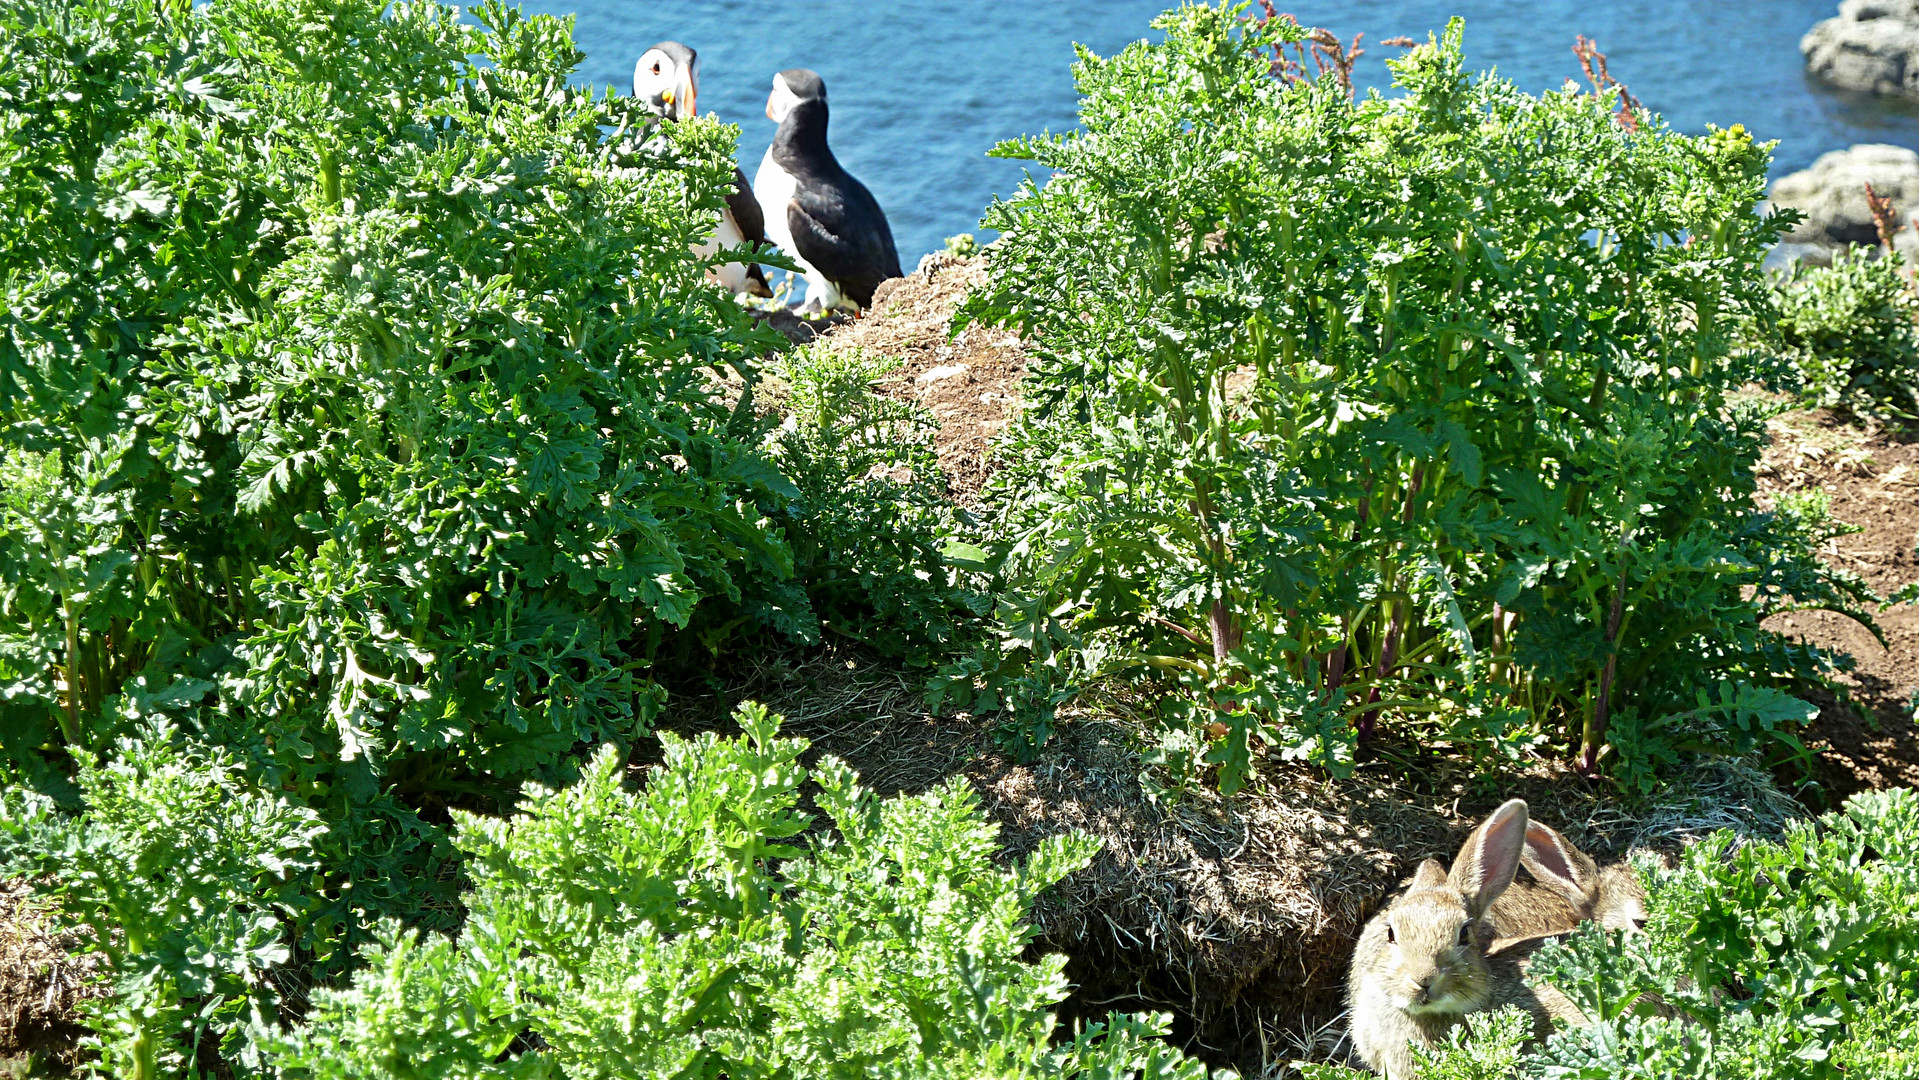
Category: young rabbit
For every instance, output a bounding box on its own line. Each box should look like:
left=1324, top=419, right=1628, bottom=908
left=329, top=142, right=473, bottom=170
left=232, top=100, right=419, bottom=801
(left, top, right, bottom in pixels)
left=1346, top=800, right=1580, bottom=1079
left=1492, top=819, right=1648, bottom=943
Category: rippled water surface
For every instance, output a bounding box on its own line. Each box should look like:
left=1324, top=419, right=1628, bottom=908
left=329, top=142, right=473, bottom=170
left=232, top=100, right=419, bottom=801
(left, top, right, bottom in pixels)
left=524, top=0, right=1919, bottom=266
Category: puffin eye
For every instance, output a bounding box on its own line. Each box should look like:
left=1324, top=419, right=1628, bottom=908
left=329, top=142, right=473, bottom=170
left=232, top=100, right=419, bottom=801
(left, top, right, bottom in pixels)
left=651, top=63, right=661, bottom=75
left=1457, top=923, right=1474, bottom=947
left=1385, top=922, right=1396, bottom=945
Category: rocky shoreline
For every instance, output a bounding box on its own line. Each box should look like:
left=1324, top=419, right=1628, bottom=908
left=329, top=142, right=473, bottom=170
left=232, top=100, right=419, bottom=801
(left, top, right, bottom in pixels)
left=1804, top=0, right=1919, bottom=101
left=1766, top=143, right=1919, bottom=265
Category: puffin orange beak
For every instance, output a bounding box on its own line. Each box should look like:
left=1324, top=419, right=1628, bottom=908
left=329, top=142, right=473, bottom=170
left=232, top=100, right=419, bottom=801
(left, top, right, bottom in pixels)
left=765, top=90, right=776, bottom=121
left=678, top=69, right=697, bottom=118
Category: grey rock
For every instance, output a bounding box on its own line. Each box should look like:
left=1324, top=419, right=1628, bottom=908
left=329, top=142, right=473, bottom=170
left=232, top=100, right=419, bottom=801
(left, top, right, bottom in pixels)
left=1763, top=242, right=1836, bottom=273
left=1767, top=144, right=1919, bottom=250
left=1839, top=0, right=1919, bottom=20
left=1804, top=0, right=1919, bottom=99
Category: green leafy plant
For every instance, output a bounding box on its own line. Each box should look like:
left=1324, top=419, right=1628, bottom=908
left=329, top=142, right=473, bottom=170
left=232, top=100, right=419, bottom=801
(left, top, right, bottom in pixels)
left=1298, top=1007, right=1533, bottom=1080
left=0, top=0, right=865, bottom=984
left=268, top=703, right=1209, bottom=1080
left=768, top=343, right=986, bottom=660
left=956, top=3, right=1871, bottom=787
left=1773, top=247, right=1919, bottom=420
left=0, top=723, right=324, bottom=1080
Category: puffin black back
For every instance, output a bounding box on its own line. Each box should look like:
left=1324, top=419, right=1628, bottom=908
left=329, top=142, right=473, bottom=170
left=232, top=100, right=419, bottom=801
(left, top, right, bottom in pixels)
left=756, top=66, right=903, bottom=309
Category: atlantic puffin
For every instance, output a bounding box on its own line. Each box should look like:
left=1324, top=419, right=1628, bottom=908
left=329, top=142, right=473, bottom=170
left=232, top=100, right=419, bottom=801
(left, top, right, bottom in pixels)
left=754, top=69, right=902, bottom=312
left=633, top=41, right=772, bottom=297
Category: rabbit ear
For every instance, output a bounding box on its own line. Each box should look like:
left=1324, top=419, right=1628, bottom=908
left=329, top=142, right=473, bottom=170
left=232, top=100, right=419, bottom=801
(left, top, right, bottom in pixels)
left=1410, top=858, right=1449, bottom=891
left=1449, top=799, right=1528, bottom=918
left=1520, top=820, right=1599, bottom=908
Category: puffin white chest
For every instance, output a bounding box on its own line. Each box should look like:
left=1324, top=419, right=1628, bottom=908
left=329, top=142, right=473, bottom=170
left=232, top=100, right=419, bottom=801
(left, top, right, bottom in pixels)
left=754, top=148, right=803, bottom=270
left=754, top=148, right=845, bottom=309
left=697, top=209, right=751, bottom=292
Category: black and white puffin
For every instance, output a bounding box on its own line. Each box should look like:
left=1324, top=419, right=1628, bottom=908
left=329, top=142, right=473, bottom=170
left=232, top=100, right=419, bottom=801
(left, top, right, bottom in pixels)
left=633, top=41, right=772, bottom=297
left=754, top=69, right=902, bottom=312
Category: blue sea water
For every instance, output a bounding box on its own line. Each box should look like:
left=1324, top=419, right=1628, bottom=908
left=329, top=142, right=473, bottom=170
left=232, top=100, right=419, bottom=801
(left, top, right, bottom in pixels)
left=524, top=0, right=1919, bottom=268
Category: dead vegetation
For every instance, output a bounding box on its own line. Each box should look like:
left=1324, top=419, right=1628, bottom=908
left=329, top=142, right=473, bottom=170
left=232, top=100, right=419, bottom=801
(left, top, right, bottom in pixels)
left=0, top=880, right=98, bottom=1074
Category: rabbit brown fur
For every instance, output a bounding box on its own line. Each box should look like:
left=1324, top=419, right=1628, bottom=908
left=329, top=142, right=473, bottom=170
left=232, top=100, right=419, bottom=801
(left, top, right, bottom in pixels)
left=1492, top=819, right=1647, bottom=941
left=1346, top=800, right=1592, bottom=1078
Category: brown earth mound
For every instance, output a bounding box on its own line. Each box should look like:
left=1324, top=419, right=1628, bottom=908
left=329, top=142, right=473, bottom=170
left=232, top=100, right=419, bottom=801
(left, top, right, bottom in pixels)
left=813, top=254, right=1026, bottom=502
left=1758, top=410, right=1919, bottom=800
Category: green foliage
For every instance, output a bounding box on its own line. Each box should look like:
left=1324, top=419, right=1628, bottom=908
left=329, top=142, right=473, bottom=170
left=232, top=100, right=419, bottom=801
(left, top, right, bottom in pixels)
left=957, top=3, right=1869, bottom=785
left=1418, top=788, right=1919, bottom=1079
left=1773, top=248, right=1919, bottom=420
left=1405, top=1009, right=1532, bottom=1080
left=0, top=723, right=324, bottom=1080
left=269, top=703, right=1211, bottom=1080
left=769, top=344, right=986, bottom=660
left=1298, top=1008, right=1531, bottom=1080
left=0, top=0, right=863, bottom=985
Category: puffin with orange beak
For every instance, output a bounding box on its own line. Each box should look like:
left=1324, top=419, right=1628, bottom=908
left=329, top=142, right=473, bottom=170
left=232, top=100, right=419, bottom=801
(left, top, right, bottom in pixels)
left=634, top=41, right=772, bottom=297
left=754, top=69, right=901, bottom=313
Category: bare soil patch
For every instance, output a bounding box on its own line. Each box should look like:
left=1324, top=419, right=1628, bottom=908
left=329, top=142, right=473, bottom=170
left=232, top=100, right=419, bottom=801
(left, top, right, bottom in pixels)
left=817, top=254, right=1027, bottom=502
left=1758, top=409, right=1919, bottom=800
left=0, top=880, right=98, bottom=1075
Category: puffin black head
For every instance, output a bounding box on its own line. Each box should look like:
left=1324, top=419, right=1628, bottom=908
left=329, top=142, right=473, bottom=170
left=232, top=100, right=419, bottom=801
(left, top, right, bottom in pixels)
left=635, top=41, right=698, bottom=121
left=766, top=68, right=826, bottom=123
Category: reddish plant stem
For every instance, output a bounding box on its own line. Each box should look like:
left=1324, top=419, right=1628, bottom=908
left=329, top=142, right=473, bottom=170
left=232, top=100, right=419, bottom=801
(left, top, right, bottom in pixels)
left=1358, top=464, right=1426, bottom=743
left=1578, top=567, right=1629, bottom=777
left=1210, top=598, right=1242, bottom=668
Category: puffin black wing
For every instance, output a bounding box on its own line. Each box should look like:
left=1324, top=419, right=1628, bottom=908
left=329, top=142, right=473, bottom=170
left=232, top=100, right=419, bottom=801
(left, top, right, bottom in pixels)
left=726, top=165, right=767, bottom=249
left=786, top=174, right=902, bottom=309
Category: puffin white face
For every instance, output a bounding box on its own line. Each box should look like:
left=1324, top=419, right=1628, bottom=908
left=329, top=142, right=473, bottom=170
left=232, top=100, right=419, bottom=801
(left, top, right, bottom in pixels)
left=635, top=47, right=697, bottom=120
left=766, top=73, right=803, bottom=123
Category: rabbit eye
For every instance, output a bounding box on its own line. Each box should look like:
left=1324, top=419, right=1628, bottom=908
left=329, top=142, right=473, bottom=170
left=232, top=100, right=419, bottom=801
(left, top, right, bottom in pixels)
left=1385, top=922, right=1396, bottom=945
left=1457, top=923, right=1474, bottom=947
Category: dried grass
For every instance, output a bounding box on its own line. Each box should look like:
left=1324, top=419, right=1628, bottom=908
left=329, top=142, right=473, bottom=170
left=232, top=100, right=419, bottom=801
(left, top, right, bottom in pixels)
left=0, top=879, right=98, bottom=1072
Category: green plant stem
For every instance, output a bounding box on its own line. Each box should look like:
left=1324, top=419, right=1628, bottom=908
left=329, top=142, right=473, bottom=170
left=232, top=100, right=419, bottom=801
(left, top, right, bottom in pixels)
left=1358, top=463, right=1427, bottom=742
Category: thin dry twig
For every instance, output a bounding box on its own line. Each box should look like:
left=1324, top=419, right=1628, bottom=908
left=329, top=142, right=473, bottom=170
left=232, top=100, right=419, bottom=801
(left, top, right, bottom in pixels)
left=1866, top=182, right=1904, bottom=251
left=1572, top=35, right=1642, bottom=132
left=1252, top=4, right=1391, bottom=100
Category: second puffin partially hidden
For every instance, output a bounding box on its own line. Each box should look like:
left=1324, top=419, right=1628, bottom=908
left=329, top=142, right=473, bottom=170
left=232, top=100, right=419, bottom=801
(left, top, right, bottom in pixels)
left=755, top=69, right=902, bottom=312
left=634, top=41, right=773, bottom=298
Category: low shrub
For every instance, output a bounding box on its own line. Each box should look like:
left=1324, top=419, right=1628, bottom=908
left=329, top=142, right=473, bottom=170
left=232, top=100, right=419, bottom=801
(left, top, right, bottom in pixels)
left=0, top=0, right=959, bottom=1002
left=263, top=703, right=1206, bottom=1080
left=1772, top=248, right=1919, bottom=421
left=768, top=343, right=986, bottom=662
left=952, top=4, right=1873, bottom=789
left=0, top=723, right=324, bottom=1079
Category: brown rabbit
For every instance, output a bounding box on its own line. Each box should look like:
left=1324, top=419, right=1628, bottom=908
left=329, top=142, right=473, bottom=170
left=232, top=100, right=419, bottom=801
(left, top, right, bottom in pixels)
left=1346, top=800, right=1588, bottom=1078
left=1492, top=819, right=1648, bottom=943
